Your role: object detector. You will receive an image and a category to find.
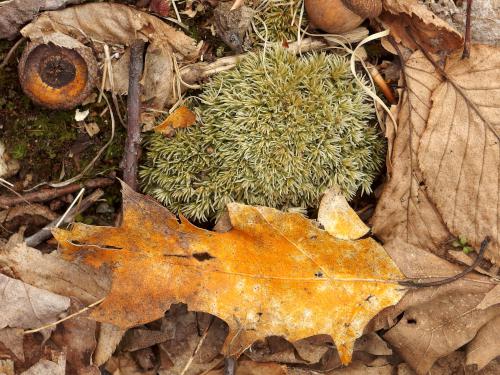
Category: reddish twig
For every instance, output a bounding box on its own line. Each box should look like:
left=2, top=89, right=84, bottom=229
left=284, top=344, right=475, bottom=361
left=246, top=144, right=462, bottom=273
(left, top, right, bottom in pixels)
left=123, top=40, right=146, bottom=191
left=0, top=178, right=114, bottom=208
left=462, top=0, right=473, bottom=59
left=399, top=237, right=491, bottom=288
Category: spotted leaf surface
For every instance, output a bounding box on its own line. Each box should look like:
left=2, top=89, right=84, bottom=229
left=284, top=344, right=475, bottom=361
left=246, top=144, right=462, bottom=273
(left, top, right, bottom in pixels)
left=53, top=184, right=404, bottom=364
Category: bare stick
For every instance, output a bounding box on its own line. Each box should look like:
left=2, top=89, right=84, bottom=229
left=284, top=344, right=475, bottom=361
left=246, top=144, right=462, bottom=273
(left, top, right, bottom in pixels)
left=25, top=189, right=105, bottom=247
left=0, top=37, right=24, bottom=69
left=123, top=40, right=146, bottom=191
left=399, top=237, right=491, bottom=288
left=462, top=0, right=473, bottom=59
left=0, top=178, right=114, bottom=208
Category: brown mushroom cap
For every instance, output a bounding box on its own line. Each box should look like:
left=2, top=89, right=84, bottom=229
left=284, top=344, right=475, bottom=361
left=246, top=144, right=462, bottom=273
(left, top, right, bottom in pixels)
left=18, top=42, right=98, bottom=110
left=305, top=0, right=382, bottom=34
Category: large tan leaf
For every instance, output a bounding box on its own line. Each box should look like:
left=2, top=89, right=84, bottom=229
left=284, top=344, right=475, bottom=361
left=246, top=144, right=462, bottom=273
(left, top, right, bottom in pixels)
left=373, top=45, right=500, bottom=262
left=372, top=51, right=450, bottom=253
left=418, top=45, right=500, bottom=263
left=53, top=184, right=405, bottom=365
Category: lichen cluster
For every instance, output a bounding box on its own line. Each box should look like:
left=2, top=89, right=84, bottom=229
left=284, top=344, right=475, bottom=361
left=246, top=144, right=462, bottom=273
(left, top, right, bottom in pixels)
left=140, top=47, right=385, bottom=221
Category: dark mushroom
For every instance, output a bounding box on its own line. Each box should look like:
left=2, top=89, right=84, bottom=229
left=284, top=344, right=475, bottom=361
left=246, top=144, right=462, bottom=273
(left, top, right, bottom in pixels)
left=18, top=42, right=98, bottom=110
left=305, top=0, right=382, bottom=34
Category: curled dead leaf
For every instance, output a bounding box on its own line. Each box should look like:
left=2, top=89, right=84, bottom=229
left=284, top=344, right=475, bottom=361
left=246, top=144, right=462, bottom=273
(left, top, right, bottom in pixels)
left=154, top=106, right=197, bottom=135
left=20, top=3, right=202, bottom=109
left=380, top=0, right=463, bottom=54
left=53, top=183, right=405, bottom=365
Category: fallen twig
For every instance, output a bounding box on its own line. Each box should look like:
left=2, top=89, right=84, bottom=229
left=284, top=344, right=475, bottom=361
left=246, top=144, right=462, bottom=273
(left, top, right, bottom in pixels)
left=399, top=236, right=491, bottom=288
left=25, top=189, right=105, bottom=247
left=0, top=177, right=114, bottom=208
left=123, top=39, right=146, bottom=191
left=0, top=37, right=24, bottom=69
left=462, top=0, right=473, bottom=58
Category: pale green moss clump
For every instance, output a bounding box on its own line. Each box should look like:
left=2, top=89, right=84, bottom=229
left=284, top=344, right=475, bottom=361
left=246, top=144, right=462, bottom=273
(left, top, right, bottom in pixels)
left=254, top=0, right=305, bottom=42
left=140, top=48, right=385, bottom=221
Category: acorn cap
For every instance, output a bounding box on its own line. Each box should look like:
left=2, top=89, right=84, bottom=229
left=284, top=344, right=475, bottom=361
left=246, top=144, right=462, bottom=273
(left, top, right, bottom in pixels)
left=18, top=42, right=98, bottom=110
left=305, top=0, right=382, bottom=34
left=342, top=0, right=382, bottom=19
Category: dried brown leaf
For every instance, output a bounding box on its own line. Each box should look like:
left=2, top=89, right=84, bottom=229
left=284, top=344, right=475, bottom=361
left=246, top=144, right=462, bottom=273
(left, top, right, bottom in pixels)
left=373, top=44, right=500, bottom=262
left=0, top=235, right=110, bottom=304
left=157, top=304, right=227, bottom=375
left=380, top=0, right=463, bottom=53
left=384, top=292, right=500, bottom=375
left=21, top=2, right=202, bottom=108
left=0, top=273, right=70, bottom=330
left=466, top=315, right=500, bottom=370
left=0, top=328, right=24, bottom=362
left=21, top=351, right=66, bottom=375
left=0, top=0, right=79, bottom=40
left=478, top=284, right=500, bottom=309
left=93, top=323, right=125, bottom=367
left=371, top=51, right=449, bottom=254
left=417, top=45, right=500, bottom=263
left=51, top=299, right=98, bottom=375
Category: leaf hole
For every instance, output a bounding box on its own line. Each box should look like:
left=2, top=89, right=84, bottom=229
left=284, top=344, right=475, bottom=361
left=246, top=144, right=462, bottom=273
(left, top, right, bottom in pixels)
left=193, top=252, right=215, bottom=262
left=407, top=318, right=417, bottom=324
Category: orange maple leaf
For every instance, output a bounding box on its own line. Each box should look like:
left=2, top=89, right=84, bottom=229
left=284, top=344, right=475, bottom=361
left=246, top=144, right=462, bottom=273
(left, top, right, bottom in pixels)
left=53, top=184, right=404, bottom=364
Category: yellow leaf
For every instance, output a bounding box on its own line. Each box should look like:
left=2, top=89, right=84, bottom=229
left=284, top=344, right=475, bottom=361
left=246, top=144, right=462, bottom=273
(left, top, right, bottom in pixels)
left=153, top=106, right=196, bottom=135
left=318, top=189, right=369, bottom=240
left=53, top=183, right=404, bottom=365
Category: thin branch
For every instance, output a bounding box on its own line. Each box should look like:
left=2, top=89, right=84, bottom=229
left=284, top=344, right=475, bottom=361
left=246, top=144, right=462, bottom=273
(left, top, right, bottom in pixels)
left=123, top=40, right=146, bottom=191
left=25, top=189, right=105, bottom=247
left=23, top=297, right=105, bottom=335
left=399, top=236, right=491, bottom=288
left=0, top=177, right=114, bottom=208
left=462, top=0, right=473, bottom=59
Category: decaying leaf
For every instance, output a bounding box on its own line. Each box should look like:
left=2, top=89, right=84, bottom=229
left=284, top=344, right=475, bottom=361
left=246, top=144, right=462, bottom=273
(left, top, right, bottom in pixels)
left=21, top=351, right=66, bottom=375
left=384, top=292, right=500, bottom=375
left=53, top=183, right=404, bottom=364
left=417, top=45, right=500, bottom=263
left=0, top=0, right=80, bottom=40
left=372, top=44, right=500, bottom=263
left=318, top=189, right=369, bottom=240
left=157, top=304, right=227, bottom=375
left=380, top=0, right=463, bottom=53
left=93, top=323, right=125, bottom=367
left=154, top=106, right=197, bottom=135
left=466, top=315, right=500, bottom=371
left=0, top=234, right=110, bottom=305
left=0, top=328, right=24, bottom=362
left=51, top=299, right=99, bottom=375
left=20, top=3, right=202, bottom=109
left=206, top=360, right=287, bottom=375
left=0, top=273, right=70, bottom=330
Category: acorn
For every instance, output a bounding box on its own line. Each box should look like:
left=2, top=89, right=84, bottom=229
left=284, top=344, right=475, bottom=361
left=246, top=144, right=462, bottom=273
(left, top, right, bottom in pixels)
left=305, top=0, right=382, bottom=34
left=18, top=42, right=98, bottom=110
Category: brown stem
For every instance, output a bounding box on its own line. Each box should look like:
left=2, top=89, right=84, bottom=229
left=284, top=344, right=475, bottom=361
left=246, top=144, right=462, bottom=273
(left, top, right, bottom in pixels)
left=25, top=189, right=105, bottom=247
left=0, top=178, right=114, bottom=208
left=462, top=0, right=473, bottom=59
left=399, top=236, right=491, bottom=288
left=123, top=40, right=146, bottom=191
